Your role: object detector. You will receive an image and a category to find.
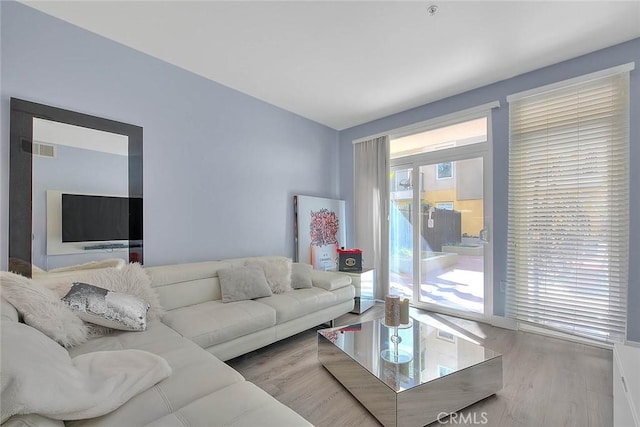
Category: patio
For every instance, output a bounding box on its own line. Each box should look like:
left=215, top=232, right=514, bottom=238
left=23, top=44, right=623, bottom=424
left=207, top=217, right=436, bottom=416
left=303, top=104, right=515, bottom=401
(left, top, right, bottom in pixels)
left=389, top=254, right=484, bottom=313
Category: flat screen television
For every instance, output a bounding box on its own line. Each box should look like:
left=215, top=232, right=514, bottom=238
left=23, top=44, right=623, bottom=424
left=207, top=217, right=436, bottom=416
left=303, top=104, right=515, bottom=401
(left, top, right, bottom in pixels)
left=61, top=194, right=142, bottom=243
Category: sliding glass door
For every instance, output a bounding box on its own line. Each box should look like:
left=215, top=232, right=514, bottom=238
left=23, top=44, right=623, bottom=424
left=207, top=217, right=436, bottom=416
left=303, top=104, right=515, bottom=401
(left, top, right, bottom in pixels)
left=389, top=166, right=415, bottom=301
left=388, top=116, right=492, bottom=319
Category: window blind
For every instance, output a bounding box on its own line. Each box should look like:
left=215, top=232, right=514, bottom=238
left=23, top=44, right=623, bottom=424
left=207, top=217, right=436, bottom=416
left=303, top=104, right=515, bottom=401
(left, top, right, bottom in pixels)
left=506, top=67, right=631, bottom=343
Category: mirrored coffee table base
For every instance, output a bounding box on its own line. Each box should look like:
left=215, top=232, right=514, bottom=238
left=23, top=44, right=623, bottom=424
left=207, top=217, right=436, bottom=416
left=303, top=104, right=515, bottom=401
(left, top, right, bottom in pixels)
left=318, top=318, right=503, bottom=427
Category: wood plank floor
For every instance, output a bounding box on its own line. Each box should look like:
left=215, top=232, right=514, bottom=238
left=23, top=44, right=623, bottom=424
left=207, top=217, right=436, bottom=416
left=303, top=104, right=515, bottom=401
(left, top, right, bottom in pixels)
left=227, top=304, right=612, bottom=426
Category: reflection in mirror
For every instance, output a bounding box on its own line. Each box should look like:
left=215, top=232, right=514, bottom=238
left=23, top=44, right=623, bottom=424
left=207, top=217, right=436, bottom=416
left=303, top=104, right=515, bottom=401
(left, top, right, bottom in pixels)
left=8, top=98, right=143, bottom=277
left=32, top=119, right=130, bottom=270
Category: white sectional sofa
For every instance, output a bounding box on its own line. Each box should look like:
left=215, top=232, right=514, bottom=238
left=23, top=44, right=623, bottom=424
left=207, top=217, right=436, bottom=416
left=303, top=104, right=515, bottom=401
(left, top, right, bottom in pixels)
left=0, top=256, right=355, bottom=426
left=147, top=257, right=354, bottom=361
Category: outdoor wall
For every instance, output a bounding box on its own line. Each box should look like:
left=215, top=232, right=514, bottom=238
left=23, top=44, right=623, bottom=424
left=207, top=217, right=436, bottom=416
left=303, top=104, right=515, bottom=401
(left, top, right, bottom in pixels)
left=0, top=1, right=340, bottom=268
left=419, top=189, right=483, bottom=237
left=339, top=37, right=640, bottom=342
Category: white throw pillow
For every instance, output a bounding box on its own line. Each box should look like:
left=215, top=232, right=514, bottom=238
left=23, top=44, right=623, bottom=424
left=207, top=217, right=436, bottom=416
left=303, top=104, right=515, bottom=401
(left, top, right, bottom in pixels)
left=218, top=266, right=273, bottom=303
left=291, top=263, right=313, bottom=289
left=245, top=257, right=293, bottom=294
left=0, top=271, right=88, bottom=348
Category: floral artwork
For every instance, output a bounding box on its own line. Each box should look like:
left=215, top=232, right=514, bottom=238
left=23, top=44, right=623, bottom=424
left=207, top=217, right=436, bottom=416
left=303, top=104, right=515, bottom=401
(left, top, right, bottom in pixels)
left=310, top=208, right=339, bottom=246
left=294, top=195, right=346, bottom=271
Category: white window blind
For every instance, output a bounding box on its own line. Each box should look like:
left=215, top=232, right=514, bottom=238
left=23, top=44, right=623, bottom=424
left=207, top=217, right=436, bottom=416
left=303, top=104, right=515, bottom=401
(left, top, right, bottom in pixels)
left=506, top=66, right=631, bottom=343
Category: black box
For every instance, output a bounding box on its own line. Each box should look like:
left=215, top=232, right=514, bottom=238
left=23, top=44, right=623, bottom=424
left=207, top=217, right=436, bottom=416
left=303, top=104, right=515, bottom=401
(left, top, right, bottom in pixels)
left=337, top=248, right=362, bottom=272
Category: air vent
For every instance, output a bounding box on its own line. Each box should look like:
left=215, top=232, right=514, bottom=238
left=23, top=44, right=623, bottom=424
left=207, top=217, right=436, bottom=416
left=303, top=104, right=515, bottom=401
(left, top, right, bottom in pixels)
left=33, top=142, right=56, bottom=158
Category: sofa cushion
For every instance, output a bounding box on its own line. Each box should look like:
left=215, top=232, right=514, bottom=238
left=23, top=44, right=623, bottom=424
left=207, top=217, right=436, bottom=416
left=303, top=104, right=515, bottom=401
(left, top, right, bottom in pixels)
left=1, top=297, right=20, bottom=322
left=67, top=322, right=246, bottom=427
left=218, top=266, right=273, bottom=303
left=161, top=300, right=276, bottom=349
left=310, top=269, right=352, bottom=291
left=144, top=381, right=312, bottom=427
left=255, top=288, right=339, bottom=323
left=291, top=263, right=313, bottom=289
left=145, top=261, right=232, bottom=310
left=2, top=414, right=64, bottom=426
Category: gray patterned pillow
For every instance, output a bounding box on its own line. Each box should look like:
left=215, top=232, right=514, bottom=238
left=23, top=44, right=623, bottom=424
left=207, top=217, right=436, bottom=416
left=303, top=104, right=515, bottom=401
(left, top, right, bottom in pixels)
left=62, top=282, right=149, bottom=332
left=218, top=266, right=273, bottom=303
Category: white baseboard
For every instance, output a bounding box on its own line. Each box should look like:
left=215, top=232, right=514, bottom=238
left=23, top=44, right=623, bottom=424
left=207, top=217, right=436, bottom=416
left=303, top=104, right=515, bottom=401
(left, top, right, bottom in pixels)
left=489, top=315, right=517, bottom=330
left=518, top=322, right=612, bottom=349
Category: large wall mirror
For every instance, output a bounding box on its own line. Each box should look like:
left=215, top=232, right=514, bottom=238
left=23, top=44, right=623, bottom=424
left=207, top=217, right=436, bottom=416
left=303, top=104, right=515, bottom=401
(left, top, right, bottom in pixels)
left=9, top=98, right=143, bottom=277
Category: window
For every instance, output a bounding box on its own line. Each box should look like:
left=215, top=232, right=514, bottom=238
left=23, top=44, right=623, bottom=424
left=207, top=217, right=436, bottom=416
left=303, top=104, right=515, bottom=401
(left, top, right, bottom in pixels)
left=506, top=64, right=632, bottom=343
left=436, top=162, right=453, bottom=180
left=436, top=202, right=454, bottom=211
left=390, top=117, right=487, bottom=159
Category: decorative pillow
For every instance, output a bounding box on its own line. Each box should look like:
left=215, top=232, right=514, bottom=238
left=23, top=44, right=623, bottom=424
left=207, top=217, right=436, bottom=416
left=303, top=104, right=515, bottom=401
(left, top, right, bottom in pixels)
left=291, top=263, right=313, bottom=289
left=0, top=271, right=88, bottom=348
left=245, top=257, right=292, bottom=294
left=35, top=263, right=163, bottom=322
left=218, top=266, right=273, bottom=303
left=62, top=283, right=149, bottom=331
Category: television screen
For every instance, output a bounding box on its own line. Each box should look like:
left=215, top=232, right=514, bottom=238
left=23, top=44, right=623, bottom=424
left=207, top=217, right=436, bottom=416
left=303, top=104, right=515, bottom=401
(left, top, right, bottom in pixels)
left=61, top=194, right=141, bottom=243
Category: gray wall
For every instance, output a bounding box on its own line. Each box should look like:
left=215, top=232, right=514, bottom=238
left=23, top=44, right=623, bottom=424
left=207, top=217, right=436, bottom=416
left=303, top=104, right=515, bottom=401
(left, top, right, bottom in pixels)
left=338, top=37, right=640, bottom=342
left=1, top=1, right=339, bottom=268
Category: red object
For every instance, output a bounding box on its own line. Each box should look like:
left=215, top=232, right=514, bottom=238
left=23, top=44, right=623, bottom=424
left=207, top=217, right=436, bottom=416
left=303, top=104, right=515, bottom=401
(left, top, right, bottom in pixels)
left=337, top=248, right=362, bottom=255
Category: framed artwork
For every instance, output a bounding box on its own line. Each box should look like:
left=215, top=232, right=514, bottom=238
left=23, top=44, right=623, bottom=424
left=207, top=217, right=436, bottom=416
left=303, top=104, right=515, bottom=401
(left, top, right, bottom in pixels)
left=294, top=195, right=346, bottom=270
left=436, top=162, right=453, bottom=180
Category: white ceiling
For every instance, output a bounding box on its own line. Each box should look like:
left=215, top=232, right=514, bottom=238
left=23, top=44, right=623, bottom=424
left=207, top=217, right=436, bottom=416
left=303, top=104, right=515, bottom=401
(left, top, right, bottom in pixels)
left=21, top=1, right=640, bottom=130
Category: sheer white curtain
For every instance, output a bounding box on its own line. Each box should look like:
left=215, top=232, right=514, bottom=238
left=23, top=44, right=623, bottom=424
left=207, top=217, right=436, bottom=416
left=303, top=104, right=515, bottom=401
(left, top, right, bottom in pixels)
left=354, top=136, right=389, bottom=299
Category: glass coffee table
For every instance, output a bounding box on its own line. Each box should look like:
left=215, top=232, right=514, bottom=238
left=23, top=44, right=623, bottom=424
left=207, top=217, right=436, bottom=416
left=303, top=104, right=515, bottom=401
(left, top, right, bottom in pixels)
left=318, top=317, right=502, bottom=427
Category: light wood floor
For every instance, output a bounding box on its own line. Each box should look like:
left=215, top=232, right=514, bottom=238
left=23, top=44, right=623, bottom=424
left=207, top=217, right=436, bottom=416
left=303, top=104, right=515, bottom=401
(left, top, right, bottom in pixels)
left=227, top=304, right=612, bottom=426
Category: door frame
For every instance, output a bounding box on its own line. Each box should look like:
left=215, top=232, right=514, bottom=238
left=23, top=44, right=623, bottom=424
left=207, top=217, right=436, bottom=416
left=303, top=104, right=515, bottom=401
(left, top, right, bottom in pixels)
left=389, top=109, right=494, bottom=322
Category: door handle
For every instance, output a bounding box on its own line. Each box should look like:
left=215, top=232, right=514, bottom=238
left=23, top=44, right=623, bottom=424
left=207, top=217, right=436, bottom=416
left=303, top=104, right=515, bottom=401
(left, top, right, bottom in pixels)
left=479, top=228, right=489, bottom=243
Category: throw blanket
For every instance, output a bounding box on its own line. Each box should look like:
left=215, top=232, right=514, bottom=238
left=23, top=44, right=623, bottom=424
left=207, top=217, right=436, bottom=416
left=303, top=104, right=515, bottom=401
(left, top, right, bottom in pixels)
left=1, top=321, right=171, bottom=423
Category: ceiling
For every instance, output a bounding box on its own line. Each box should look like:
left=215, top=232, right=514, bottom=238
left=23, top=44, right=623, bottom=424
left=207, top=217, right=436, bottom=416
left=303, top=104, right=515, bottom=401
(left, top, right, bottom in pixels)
left=21, top=1, right=640, bottom=130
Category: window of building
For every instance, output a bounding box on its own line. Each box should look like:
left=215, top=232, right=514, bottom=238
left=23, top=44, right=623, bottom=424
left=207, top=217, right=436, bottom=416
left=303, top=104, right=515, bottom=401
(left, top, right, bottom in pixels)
left=505, top=63, right=633, bottom=343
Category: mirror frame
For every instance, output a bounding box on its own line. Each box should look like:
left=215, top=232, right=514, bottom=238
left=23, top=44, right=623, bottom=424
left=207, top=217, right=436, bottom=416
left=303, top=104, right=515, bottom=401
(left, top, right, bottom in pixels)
left=9, top=98, right=143, bottom=277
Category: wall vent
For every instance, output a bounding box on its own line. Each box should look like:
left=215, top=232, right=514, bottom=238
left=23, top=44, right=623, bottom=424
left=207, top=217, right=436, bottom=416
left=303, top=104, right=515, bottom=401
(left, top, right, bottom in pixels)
left=33, top=142, right=56, bottom=158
